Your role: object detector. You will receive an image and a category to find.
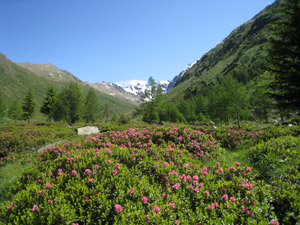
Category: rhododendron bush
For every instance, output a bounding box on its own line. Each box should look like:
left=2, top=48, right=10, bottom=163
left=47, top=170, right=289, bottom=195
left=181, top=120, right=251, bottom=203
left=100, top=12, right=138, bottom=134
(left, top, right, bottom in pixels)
left=1, top=124, right=298, bottom=224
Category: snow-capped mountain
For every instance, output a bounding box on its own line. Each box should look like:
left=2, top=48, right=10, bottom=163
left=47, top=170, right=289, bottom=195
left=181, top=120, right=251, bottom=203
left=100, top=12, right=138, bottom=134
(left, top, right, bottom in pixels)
left=89, top=81, right=141, bottom=104
left=166, top=62, right=197, bottom=92
left=116, top=80, right=170, bottom=97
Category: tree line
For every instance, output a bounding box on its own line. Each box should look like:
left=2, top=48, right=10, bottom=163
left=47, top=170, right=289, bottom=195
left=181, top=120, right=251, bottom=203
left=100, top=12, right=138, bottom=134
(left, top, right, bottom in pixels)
left=0, top=82, right=104, bottom=125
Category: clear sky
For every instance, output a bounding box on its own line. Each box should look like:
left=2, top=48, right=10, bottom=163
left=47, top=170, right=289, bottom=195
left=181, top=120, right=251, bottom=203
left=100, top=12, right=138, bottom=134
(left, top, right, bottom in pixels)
left=1, top=0, right=276, bottom=84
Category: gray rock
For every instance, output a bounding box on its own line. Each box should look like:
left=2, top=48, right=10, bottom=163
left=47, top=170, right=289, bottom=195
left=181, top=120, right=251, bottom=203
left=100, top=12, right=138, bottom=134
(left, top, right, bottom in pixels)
left=38, top=140, right=66, bottom=152
left=77, top=126, right=100, bottom=135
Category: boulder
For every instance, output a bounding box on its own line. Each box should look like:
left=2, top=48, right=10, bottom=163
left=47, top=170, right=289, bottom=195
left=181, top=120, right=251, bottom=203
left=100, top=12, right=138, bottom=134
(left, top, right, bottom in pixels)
left=77, top=126, right=100, bottom=135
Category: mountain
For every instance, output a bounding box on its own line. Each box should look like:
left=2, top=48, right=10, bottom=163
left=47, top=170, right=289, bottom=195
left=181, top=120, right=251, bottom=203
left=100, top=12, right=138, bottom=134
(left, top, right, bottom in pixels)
left=89, top=81, right=140, bottom=104
left=0, top=53, right=137, bottom=120
left=116, top=80, right=170, bottom=97
left=166, top=62, right=197, bottom=92
left=165, top=0, right=282, bottom=101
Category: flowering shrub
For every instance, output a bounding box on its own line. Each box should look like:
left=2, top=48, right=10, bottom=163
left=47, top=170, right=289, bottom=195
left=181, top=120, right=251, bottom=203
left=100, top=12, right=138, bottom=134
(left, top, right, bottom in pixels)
left=0, top=125, right=282, bottom=224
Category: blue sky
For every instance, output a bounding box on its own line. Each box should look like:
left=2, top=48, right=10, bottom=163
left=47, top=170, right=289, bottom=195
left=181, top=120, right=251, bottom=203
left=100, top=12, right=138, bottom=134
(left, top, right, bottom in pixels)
left=1, top=0, right=275, bottom=84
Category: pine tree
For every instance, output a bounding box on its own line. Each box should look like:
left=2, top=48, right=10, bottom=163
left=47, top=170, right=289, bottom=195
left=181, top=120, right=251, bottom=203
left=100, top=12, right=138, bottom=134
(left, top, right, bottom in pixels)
left=8, top=100, right=22, bottom=124
left=268, top=0, right=300, bottom=111
left=40, top=85, right=57, bottom=121
left=59, top=82, right=84, bottom=125
left=0, top=92, right=6, bottom=120
left=83, top=88, right=102, bottom=122
left=22, top=87, right=36, bottom=124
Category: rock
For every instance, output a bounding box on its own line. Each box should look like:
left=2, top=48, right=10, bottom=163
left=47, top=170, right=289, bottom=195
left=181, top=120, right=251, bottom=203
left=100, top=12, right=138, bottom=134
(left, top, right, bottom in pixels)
left=77, top=126, right=100, bottom=135
left=38, top=140, right=66, bottom=152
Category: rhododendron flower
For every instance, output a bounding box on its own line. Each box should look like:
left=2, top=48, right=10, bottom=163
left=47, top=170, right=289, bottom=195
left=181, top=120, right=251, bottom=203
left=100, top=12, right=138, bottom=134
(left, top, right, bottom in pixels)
left=128, top=187, right=134, bottom=194
left=230, top=197, right=236, bottom=202
left=183, top=164, right=189, bottom=168
left=219, top=168, right=224, bottom=172
left=236, top=161, right=241, bottom=167
left=172, top=183, right=180, bottom=189
left=222, top=194, right=228, bottom=200
left=32, top=204, right=38, bottom=211
left=114, top=204, right=122, bottom=212
left=85, top=169, right=91, bottom=174
left=176, top=220, right=180, bottom=224
left=163, top=193, right=168, bottom=198
left=46, top=183, right=51, bottom=188
left=163, top=162, right=169, bottom=166
left=72, top=170, right=77, bottom=175
left=251, top=200, right=256, bottom=205
left=88, top=178, right=93, bottom=183
left=106, top=149, right=111, bottom=154
left=247, top=167, right=252, bottom=172
left=193, top=175, right=199, bottom=180
left=269, top=221, right=280, bottom=225
left=112, top=170, right=117, bottom=174
left=205, top=190, right=210, bottom=195
left=186, top=175, right=191, bottom=180
left=141, top=196, right=148, bottom=203
left=170, top=202, right=175, bottom=208
left=152, top=205, right=160, bottom=212
left=115, top=163, right=120, bottom=169
left=194, top=187, right=200, bottom=192
left=216, top=162, right=220, bottom=166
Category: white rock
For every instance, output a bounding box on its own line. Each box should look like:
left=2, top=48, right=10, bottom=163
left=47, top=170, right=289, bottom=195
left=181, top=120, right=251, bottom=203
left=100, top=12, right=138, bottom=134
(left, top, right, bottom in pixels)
left=78, top=126, right=99, bottom=135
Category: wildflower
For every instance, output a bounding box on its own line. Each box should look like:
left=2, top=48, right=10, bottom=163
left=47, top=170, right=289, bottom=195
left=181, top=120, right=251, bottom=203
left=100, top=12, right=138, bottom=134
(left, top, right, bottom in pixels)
left=192, top=175, right=199, bottom=180
left=216, top=162, right=220, bottom=166
left=194, top=187, right=200, bottom=192
left=170, top=202, right=175, bottom=208
left=85, top=169, right=91, bottom=174
left=114, top=204, right=123, bottom=212
left=128, top=187, right=135, bottom=194
left=163, top=193, right=168, bottom=198
left=112, top=169, right=117, bottom=174
left=141, top=196, right=148, bottom=204
left=172, top=183, right=180, bottom=190
left=176, top=220, right=180, bottom=224
left=230, top=197, right=236, bottom=202
left=183, top=164, right=189, bottom=168
left=205, top=190, right=210, bottom=195
left=115, top=163, right=120, bottom=169
left=236, top=161, right=241, bottom=167
left=45, top=183, right=51, bottom=188
left=152, top=205, right=160, bottom=212
left=72, top=170, right=77, bottom=175
left=222, top=194, right=228, bottom=200
left=88, top=178, right=93, bottom=183
left=269, top=221, right=280, bottom=225
left=32, top=204, right=38, bottom=212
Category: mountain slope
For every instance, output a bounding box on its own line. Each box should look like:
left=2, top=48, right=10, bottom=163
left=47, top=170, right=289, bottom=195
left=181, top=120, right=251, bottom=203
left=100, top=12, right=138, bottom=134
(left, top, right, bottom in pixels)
left=166, top=0, right=282, bottom=101
left=0, top=53, right=136, bottom=120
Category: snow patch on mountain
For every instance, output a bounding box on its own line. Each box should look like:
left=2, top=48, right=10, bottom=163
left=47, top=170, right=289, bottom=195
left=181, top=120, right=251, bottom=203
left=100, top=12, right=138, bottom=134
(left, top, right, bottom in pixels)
left=166, top=62, right=197, bottom=92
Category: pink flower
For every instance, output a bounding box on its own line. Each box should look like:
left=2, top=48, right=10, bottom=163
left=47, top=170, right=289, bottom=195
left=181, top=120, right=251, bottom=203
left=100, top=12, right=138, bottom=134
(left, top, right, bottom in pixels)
left=242, top=207, right=248, bottom=212
left=216, top=162, right=220, bottom=166
left=205, top=190, right=210, bottom=195
left=219, top=168, right=224, bottom=172
left=152, top=205, right=160, bottom=212
left=269, top=221, right=280, bottom=225
left=128, top=187, right=135, bottom=194
left=141, top=196, right=148, bottom=204
left=192, top=175, right=199, bottom=180
left=45, top=183, right=51, bottom=188
left=115, top=163, right=120, bottom=169
left=222, top=194, right=228, bottom=200
left=106, top=149, right=111, bottom=154
left=236, top=161, right=241, bottom=167
left=72, top=170, right=77, bottom=175
left=163, top=162, right=169, bottom=166
left=251, top=200, right=256, bottom=205
left=186, top=175, right=191, bottom=180
left=172, top=183, right=180, bottom=190
left=247, top=167, right=252, bottom=172
left=32, top=204, right=38, bottom=212
left=230, top=197, right=236, bottom=202
left=85, top=169, right=91, bottom=174
left=163, top=193, right=168, bottom=198
left=88, top=178, right=93, bottom=183
left=183, top=164, right=189, bottom=168
left=114, top=204, right=123, bottom=212
left=176, top=220, right=180, bottom=224
left=112, top=169, right=117, bottom=174
left=194, top=187, right=200, bottom=192
left=170, top=202, right=175, bottom=208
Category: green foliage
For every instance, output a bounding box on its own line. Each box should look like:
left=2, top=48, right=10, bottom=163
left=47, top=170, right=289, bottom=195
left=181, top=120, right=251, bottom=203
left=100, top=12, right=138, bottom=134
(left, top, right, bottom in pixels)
left=59, top=82, right=84, bottom=125
left=22, top=87, right=36, bottom=124
left=268, top=0, right=300, bottom=111
left=83, top=88, right=102, bottom=123
left=0, top=92, right=6, bottom=119
left=118, top=114, right=131, bottom=125
left=40, top=85, right=56, bottom=121
left=248, top=135, right=300, bottom=180
left=8, top=100, right=22, bottom=124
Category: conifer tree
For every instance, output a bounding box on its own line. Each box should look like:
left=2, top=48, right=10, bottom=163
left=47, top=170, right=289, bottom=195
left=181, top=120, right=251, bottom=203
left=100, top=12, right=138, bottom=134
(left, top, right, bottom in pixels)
left=0, top=92, right=6, bottom=120
left=8, top=100, right=22, bottom=124
left=268, top=0, right=300, bottom=111
left=22, top=87, right=36, bottom=124
left=40, top=85, right=57, bottom=121
left=83, top=88, right=102, bottom=122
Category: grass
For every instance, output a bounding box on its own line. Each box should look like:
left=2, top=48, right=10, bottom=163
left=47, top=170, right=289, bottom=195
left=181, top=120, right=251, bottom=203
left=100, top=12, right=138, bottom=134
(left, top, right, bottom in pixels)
left=0, top=158, right=33, bottom=203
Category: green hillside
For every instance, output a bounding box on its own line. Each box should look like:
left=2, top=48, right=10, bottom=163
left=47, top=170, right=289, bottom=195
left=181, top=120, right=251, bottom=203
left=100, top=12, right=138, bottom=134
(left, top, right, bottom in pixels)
left=166, top=0, right=282, bottom=101
left=0, top=53, right=136, bottom=120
